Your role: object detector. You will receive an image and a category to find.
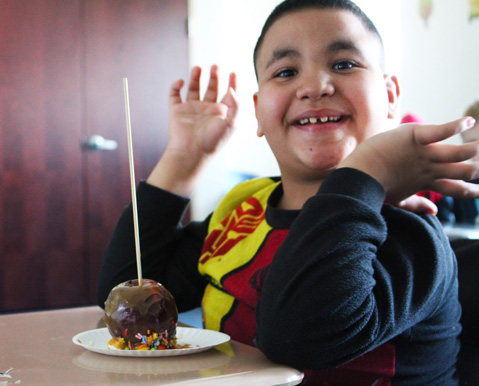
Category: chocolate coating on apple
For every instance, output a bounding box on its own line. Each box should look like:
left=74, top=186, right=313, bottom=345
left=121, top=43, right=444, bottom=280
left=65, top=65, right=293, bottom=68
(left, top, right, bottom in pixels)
left=104, top=279, right=178, bottom=345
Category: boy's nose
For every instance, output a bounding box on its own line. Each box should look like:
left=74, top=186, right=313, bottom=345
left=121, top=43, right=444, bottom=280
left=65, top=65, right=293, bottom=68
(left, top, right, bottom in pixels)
left=296, top=72, right=334, bottom=100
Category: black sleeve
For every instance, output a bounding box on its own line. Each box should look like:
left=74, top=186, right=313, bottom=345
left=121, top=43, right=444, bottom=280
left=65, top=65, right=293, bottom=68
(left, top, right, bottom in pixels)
left=96, top=181, right=209, bottom=312
left=256, top=168, right=456, bottom=370
left=453, top=239, right=479, bottom=345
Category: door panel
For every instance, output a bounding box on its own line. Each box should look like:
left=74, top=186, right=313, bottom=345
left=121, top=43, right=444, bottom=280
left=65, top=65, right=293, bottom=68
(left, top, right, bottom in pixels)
left=82, top=0, right=188, bottom=303
left=0, top=0, right=188, bottom=312
left=0, top=0, right=85, bottom=311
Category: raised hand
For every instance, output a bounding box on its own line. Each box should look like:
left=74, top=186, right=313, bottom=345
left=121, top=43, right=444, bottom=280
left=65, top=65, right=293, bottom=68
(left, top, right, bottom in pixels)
left=147, top=65, right=238, bottom=196
left=339, top=117, right=479, bottom=209
left=168, top=65, right=237, bottom=155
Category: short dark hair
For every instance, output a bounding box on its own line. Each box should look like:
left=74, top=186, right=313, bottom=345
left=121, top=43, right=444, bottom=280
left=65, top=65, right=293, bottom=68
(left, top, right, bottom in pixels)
left=253, top=0, right=385, bottom=78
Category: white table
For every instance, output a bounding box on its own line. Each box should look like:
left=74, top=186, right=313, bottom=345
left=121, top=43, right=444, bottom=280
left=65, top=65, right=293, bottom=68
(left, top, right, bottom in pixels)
left=442, top=224, right=479, bottom=240
left=0, top=306, right=303, bottom=385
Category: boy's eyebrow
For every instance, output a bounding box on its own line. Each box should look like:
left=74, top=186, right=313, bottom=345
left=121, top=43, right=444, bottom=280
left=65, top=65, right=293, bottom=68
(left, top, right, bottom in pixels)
left=264, top=48, right=300, bottom=70
left=326, top=39, right=362, bottom=57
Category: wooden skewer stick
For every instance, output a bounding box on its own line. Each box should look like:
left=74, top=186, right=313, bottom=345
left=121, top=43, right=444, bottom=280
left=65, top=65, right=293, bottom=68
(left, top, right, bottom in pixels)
left=123, top=78, right=143, bottom=286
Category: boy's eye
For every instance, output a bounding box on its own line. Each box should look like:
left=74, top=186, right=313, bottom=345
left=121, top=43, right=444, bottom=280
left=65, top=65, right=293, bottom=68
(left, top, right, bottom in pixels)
left=333, top=60, right=357, bottom=71
left=273, top=68, right=297, bottom=78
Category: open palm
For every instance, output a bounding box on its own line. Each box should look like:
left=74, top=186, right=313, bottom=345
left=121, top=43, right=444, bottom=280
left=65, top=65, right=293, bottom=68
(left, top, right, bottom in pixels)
left=168, top=65, right=238, bottom=156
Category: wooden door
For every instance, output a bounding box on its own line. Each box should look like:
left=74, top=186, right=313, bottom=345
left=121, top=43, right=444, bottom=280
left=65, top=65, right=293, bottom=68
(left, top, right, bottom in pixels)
left=82, top=0, right=189, bottom=304
left=0, top=0, right=85, bottom=312
left=0, top=0, right=188, bottom=312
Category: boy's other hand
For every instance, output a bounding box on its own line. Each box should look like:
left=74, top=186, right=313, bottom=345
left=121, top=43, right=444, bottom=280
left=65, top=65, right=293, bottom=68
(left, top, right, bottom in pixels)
left=339, top=117, right=479, bottom=209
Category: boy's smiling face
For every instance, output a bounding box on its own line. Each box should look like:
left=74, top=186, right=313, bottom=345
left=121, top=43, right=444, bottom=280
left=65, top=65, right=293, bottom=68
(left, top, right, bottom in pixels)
left=254, top=8, right=399, bottom=183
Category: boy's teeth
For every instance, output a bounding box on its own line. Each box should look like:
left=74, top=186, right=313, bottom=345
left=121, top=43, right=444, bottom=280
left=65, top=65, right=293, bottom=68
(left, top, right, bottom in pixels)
left=298, top=116, right=340, bottom=125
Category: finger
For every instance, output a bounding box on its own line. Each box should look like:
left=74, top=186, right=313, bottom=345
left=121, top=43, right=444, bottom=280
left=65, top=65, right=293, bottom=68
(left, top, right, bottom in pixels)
left=221, top=73, right=237, bottom=106
left=428, top=179, right=479, bottom=199
left=222, top=86, right=238, bottom=128
left=228, top=71, right=237, bottom=92
left=414, top=117, right=476, bottom=145
left=427, top=141, right=479, bottom=163
left=169, top=79, right=185, bottom=107
left=430, top=161, right=479, bottom=182
left=203, top=65, right=219, bottom=102
left=397, top=195, right=438, bottom=215
left=186, top=66, right=202, bottom=101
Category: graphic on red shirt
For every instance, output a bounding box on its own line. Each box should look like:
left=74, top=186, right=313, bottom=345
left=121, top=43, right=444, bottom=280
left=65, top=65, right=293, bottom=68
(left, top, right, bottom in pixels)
left=199, top=197, right=265, bottom=265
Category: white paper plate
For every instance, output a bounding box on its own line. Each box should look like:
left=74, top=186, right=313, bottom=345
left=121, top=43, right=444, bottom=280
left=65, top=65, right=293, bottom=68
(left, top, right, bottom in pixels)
left=72, top=327, right=230, bottom=357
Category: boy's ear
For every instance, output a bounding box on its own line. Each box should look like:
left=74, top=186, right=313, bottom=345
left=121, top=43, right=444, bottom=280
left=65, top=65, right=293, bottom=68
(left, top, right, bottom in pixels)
left=384, top=74, right=400, bottom=119
left=253, top=92, right=264, bottom=137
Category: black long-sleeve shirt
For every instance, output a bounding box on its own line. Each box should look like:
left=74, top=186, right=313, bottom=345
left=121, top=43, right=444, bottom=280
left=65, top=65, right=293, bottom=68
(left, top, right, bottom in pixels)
left=97, top=168, right=461, bottom=385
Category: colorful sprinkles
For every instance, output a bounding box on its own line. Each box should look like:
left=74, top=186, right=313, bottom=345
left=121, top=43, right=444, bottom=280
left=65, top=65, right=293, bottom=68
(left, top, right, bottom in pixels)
left=108, top=329, right=178, bottom=351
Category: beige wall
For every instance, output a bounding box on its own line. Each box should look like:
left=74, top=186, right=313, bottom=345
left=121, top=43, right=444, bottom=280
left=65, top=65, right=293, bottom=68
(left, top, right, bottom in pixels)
left=399, top=0, right=479, bottom=127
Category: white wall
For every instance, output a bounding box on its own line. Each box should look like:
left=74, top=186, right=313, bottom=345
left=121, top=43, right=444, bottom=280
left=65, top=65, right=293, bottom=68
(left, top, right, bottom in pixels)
left=187, top=0, right=476, bottom=220
left=399, top=1, right=479, bottom=126
left=188, top=0, right=281, bottom=220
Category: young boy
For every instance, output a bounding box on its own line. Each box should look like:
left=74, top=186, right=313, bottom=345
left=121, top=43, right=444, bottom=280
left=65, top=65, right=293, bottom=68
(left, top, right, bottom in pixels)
left=97, top=0, right=479, bottom=384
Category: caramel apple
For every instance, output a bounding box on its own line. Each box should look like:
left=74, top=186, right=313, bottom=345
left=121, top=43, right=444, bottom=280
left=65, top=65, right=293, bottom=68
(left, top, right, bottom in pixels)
left=103, top=279, right=178, bottom=350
